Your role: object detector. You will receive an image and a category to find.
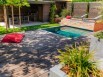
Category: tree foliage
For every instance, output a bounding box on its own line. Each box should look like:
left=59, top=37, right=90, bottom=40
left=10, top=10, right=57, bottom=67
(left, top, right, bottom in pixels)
left=5, top=0, right=29, bottom=7
left=60, top=9, right=70, bottom=17
left=0, top=0, right=30, bottom=29
left=0, top=0, right=7, bottom=5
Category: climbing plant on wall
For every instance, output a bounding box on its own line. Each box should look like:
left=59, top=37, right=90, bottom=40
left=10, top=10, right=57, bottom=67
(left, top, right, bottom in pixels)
left=49, top=3, right=57, bottom=23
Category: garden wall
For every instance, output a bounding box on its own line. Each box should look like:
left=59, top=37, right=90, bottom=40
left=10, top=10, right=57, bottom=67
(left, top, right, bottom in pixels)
left=66, top=2, right=101, bottom=17
left=89, top=2, right=101, bottom=18
left=72, top=2, right=88, bottom=17
left=66, top=2, right=72, bottom=15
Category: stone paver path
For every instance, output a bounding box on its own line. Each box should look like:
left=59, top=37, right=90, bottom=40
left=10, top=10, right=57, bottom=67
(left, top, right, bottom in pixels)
left=0, top=30, right=87, bottom=77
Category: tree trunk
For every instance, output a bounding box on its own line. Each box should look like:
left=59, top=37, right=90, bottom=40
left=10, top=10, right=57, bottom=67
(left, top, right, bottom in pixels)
left=19, top=6, right=21, bottom=26
left=11, top=5, right=14, bottom=29
left=3, top=5, right=8, bottom=31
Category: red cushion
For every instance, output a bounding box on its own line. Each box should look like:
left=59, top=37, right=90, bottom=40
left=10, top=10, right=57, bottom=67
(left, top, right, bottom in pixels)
left=66, top=16, right=71, bottom=19
left=1, top=33, right=25, bottom=43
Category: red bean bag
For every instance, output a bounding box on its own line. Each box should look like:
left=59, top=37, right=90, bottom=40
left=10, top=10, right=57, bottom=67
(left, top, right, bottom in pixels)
left=1, top=33, right=25, bottom=43
left=66, top=16, right=72, bottom=19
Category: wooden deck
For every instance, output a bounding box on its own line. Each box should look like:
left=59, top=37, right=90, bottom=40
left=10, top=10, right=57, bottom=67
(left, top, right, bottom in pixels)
left=60, top=18, right=103, bottom=32
left=60, top=18, right=94, bottom=31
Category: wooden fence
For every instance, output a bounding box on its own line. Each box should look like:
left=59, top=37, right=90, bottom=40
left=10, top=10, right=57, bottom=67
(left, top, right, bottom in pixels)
left=66, top=2, right=102, bottom=18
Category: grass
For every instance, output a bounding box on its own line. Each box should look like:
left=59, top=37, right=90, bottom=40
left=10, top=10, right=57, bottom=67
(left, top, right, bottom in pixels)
left=0, top=23, right=59, bottom=35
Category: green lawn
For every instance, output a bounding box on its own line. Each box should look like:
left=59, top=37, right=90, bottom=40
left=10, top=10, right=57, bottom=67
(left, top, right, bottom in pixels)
left=0, top=23, right=59, bottom=35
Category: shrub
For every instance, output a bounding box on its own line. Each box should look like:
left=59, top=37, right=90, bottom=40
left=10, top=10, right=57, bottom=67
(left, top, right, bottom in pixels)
left=60, top=9, right=70, bottom=17
left=57, top=43, right=101, bottom=77
left=50, top=3, right=57, bottom=23
left=55, top=15, right=59, bottom=18
left=0, top=24, right=59, bottom=35
left=94, top=31, right=103, bottom=39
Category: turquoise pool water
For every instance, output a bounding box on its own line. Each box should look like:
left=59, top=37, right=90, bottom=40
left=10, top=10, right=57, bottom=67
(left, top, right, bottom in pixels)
left=45, top=26, right=92, bottom=38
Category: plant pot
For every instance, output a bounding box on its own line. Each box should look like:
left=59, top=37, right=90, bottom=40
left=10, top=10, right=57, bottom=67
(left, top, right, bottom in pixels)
left=49, top=64, right=68, bottom=77
left=49, top=65, right=93, bottom=77
left=94, top=20, right=103, bottom=32
left=54, top=18, right=62, bottom=23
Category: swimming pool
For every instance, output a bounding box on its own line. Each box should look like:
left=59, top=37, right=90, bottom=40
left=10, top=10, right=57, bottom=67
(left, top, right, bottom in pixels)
left=44, top=26, right=92, bottom=39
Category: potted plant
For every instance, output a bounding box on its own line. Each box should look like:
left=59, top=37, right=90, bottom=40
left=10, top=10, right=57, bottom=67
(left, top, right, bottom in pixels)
left=60, top=9, right=71, bottom=18
left=54, top=14, right=62, bottom=23
left=54, top=9, right=71, bottom=23
left=49, top=44, right=101, bottom=77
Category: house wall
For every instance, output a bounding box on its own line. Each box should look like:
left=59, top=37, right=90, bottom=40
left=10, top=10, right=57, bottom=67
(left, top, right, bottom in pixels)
left=88, top=2, right=101, bottom=18
left=66, top=2, right=72, bottom=15
left=73, top=2, right=88, bottom=17
left=43, top=4, right=50, bottom=22
left=0, top=4, right=50, bottom=22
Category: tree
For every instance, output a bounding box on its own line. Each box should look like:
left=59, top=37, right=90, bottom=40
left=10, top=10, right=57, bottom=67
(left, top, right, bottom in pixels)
left=6, top=0, right=15, bottom=29
left=0, top=0, right=30, bottom=29
left=14, top=0, right=30, bottom=27
left=0, top=0, right=9, bottom=30
left=7, top=0, right=30, bottom=27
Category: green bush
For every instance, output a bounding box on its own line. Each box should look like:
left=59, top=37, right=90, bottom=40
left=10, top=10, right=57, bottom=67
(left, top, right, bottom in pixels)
left=57, top=43, right=101, bottom=77
left=55, top=14, right=59, bottom=18
left=0, top=24, right=59, bottom=35
left=60, top=9, right=70, bottom=17
left=50, top=3, right=57, bottom=23
left=0, top=26, right=21, bottom=35
left=94, top=31, right=103, bottom=39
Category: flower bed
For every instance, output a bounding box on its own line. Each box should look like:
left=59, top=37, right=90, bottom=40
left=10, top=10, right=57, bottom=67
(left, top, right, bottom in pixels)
left=50, top=43, right=102, bottom=77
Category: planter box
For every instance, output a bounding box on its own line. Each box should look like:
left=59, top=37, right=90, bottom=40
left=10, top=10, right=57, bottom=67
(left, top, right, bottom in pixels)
left=94, top=21, right=103, bottom=32
left=89, top=36, right=103, bottom=70
left=49, top=64, right=68, bottom=77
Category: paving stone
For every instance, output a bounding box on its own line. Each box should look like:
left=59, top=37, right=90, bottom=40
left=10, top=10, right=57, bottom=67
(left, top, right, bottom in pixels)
left=0, top=30, right=87, bottom=77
